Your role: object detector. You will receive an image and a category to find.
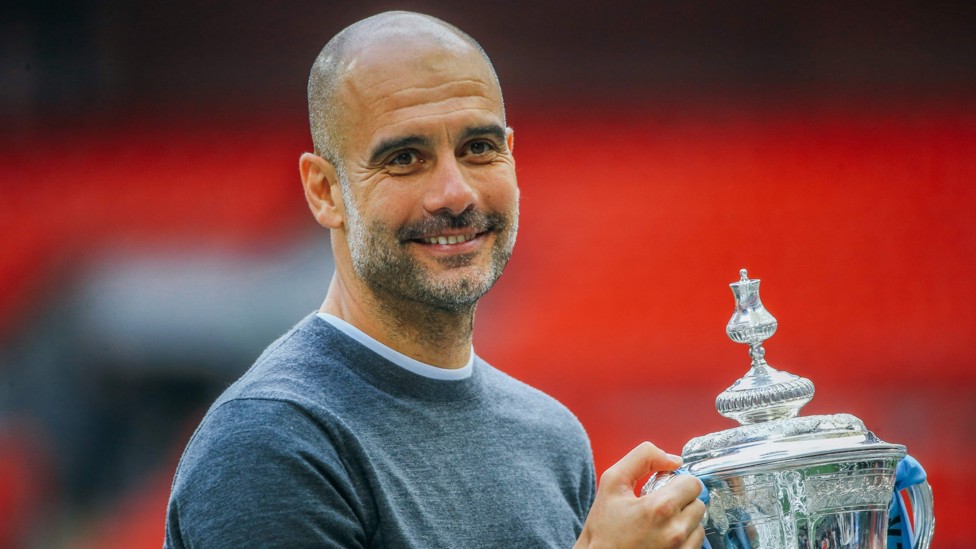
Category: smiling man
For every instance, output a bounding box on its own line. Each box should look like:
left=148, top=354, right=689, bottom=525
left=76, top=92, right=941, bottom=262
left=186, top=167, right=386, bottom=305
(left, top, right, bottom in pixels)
left=304, top=17, right=520, bottom=368
left=164, top=11, right=704, bottom=549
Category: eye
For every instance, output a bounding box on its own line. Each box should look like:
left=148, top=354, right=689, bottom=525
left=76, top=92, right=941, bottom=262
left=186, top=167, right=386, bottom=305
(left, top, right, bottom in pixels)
left=389, top=150, right=420, bottom=166
left=385, top=150, right=426, bottom=174
left=465, top=139, right=498, bottom=161
left=467, top=140, right=495, bottom=155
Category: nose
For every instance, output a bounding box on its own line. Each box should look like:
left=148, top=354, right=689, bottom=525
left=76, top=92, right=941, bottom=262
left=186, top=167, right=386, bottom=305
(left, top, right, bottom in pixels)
left=422, top=158, right=477, bottom=216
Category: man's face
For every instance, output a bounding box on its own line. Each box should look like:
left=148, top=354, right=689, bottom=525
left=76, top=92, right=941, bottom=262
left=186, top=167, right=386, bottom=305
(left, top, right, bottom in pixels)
left=333, top=37, right=519, bottom=312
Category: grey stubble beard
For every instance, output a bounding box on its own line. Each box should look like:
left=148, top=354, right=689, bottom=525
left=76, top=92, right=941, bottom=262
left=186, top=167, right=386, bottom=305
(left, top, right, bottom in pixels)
left=340, top=176, right=518, bottom=337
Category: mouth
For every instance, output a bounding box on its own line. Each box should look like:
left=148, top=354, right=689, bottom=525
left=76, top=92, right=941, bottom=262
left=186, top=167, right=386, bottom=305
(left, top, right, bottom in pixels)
left=418, top=232, right=482, bottom=246
left=397, top=210, right=507, bottom=259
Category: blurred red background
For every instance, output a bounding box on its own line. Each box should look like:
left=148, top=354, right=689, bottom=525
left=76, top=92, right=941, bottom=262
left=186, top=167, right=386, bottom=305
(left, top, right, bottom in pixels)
left=1, top=1, right=974, bottom=547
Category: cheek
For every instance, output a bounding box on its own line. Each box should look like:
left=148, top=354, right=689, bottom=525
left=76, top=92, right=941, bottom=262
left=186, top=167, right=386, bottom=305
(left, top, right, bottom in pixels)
left=478, top=168, right=519, bottom=210
left=363, top=188, right=424, bottom=225
left=489, top=181, right=519, bottom=214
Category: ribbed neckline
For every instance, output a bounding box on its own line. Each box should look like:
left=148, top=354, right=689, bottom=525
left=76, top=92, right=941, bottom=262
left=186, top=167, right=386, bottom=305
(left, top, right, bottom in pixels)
left=300, top=314, right=487, bottom=403
left=316, top=312, right=473, bottom=380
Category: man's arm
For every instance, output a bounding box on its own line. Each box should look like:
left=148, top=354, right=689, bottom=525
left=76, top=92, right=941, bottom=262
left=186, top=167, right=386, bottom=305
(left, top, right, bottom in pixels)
left=164, top=398, right=369, bottom=548
left=574, top=442, right=706, bottom=549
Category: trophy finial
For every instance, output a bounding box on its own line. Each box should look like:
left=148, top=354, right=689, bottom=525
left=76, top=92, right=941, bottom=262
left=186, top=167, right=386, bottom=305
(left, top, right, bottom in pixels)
left=716, top=269, right=815, bottom=425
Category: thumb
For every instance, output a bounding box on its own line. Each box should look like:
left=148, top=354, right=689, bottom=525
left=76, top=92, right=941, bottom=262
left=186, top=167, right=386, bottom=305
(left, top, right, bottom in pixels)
left=600, top=442, right=683, bottom=494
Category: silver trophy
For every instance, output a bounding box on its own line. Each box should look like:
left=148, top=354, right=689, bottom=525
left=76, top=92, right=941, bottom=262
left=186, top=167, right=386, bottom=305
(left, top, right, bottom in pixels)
left=643, top=269, right=935, bottom=548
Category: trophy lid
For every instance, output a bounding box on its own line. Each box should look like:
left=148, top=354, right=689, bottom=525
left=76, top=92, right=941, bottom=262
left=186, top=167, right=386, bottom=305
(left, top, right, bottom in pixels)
left=681, top=270, right=905, bottom=477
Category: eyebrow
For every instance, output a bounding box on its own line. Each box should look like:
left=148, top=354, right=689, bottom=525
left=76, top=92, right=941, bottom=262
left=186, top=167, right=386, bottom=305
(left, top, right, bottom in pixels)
left=459, top=124, right=508, bottom=146
left=368, top=135, right=433, bottom=166
left=367, top=124, right=509, bottom=166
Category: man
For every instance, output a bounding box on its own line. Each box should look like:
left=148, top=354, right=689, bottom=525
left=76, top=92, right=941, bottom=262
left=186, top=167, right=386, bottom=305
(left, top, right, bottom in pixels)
left=164, top=11, right=705, bottom=548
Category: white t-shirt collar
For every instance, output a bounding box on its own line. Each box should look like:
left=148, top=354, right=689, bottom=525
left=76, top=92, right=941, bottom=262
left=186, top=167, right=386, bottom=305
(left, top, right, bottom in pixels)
left=316, top=313, right=474, bottom=381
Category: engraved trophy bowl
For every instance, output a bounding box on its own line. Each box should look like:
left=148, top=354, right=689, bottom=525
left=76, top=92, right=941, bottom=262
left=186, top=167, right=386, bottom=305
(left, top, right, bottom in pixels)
left=642, top=270, right=935, bottom=549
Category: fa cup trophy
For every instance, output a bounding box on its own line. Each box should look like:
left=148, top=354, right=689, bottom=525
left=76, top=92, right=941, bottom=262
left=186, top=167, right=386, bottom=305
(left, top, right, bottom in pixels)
left=643, top=270, right=935, bottom=548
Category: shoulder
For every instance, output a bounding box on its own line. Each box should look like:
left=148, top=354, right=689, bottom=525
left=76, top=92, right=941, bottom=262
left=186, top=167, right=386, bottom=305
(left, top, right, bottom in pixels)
left=476, top=358, right=574, bottom=414
left=477, top=359, right=590, bottom=443
left=214, top=313, right=367, bottom=406
left=166, top=398, right=370, bottom=547
left=175, top=314, right=372, bottom=475
left=166, top=315, right=379, bottom=545
left=179, top=397, right=328, bottom=462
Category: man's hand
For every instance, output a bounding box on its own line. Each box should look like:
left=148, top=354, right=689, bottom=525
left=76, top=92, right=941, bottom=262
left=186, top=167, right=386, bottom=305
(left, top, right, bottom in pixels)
left=575, top=442, right=706, bottom=549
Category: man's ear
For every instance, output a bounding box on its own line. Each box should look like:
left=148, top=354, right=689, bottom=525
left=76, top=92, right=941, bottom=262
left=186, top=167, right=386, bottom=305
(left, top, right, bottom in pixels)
left=300, top=152, right=343, bottom=229
left=506, top=127, right=515, bottom=153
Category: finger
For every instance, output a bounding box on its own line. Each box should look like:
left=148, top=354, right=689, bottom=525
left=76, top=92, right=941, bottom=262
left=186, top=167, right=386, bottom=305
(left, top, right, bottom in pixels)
left=679, top=498, right=707, bottom=529
left=679, top=524, right=706, bottom=549
left=637, top=476, right=704, bottom=528
left=638, top=496, right=706, bottom=548
left=655, top=474, right=706, bottom=508
left=600, top=442, right=682, bottom=493
left=674, top=498, right=707, bottom=549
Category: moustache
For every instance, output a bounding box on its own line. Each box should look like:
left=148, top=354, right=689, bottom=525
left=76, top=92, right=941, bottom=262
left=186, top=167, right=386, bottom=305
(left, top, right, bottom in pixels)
left=397, top=210, right=506, bottom=242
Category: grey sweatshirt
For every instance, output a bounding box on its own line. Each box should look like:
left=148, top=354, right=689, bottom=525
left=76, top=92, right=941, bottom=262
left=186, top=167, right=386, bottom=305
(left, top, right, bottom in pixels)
left=164, top=314, right=595, bottom=548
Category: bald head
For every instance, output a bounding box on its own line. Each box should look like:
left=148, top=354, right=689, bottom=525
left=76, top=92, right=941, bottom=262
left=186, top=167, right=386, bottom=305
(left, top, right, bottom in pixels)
left=307, top=11, right=504, bottom=168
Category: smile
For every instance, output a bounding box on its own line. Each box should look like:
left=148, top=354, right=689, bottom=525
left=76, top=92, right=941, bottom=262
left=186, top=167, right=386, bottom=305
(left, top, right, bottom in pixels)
left=421, top=233, right=477, bottom=245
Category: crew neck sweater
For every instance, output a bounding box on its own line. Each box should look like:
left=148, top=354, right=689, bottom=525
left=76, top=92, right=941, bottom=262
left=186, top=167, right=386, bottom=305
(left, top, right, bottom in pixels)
left=164, top=313, right=595, bottom=548
left=316, top=312, right=473, bottom=380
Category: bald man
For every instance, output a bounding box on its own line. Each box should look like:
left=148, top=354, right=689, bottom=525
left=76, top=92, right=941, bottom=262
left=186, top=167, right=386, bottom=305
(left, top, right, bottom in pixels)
left=164, top=11, right=705, bottom=549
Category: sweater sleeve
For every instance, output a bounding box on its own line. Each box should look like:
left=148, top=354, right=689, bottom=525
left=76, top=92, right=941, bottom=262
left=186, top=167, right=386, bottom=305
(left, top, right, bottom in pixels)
left=164, top=398, right=370, bottom=549
left=579, top=457, right=597, bottom=530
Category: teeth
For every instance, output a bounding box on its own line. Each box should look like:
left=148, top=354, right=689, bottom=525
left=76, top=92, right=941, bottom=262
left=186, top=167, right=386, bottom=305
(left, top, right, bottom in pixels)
left=424, top=234, right=472, bottom=245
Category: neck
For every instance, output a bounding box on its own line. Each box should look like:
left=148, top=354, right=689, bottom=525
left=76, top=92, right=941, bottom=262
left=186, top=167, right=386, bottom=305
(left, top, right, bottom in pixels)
left=321, top=274, right=476, bottom=368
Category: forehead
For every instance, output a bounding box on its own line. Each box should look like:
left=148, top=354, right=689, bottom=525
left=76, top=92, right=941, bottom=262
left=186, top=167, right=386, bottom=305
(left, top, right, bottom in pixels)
left=335, top=35, right=504, bottom=150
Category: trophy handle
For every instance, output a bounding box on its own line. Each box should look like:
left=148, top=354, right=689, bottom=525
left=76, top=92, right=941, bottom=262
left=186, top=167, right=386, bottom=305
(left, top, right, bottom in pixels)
left=889, top=455, right=934, bottom=549
left=907, top=479, right=935, bottom=549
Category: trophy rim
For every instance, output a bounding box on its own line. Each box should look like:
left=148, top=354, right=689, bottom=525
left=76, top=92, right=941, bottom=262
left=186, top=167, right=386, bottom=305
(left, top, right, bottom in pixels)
left=681, top=413, right=907, bottom=476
